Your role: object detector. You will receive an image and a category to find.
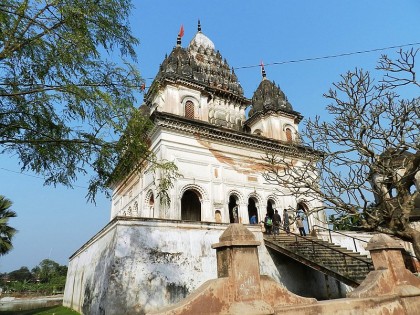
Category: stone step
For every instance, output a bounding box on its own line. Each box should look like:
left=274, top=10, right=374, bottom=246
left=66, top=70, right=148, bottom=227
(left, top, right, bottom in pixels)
left=280, top=245, right=369, bottom=258
left=288, top=252, right=371, bottom=265
left=263, top=233, right=374, bottom=286
left=287, top=248, right=370, bottom=259
left=277, top=242, right=369, bottom=256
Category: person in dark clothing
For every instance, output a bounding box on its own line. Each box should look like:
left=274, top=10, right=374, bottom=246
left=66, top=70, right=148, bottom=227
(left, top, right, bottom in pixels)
left=263, top=213, right=273, bottom=235
left=272, top=209, right=281, bottom=235
left=283, top=209, right=290, bottom=235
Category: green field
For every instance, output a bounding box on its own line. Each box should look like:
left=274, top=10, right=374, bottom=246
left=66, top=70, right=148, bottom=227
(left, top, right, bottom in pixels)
left=1, top=306, right=80, bottom=315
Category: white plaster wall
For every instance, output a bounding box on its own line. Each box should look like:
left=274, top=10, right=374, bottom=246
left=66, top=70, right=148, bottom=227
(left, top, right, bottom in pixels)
left=63, top=224, right=118, bottom=314
left=110, top=126, right=327, bottom=231
left=249, top=113, right=298, bottom=142
left=64, top=219, right=281, bottom=315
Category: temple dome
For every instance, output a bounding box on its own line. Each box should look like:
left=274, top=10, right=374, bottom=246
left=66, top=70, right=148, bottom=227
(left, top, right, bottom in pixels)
left=188, top=31, right=215, bottom=50
left=249, top=77, right=293, bottom=117
left=153, top=23, right=244, bottom=97
left=156, top=46, right=196, bottom=79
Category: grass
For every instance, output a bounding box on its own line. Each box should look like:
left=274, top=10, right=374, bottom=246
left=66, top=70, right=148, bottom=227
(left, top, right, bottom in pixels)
left=1, top=306, right=80, bottom=315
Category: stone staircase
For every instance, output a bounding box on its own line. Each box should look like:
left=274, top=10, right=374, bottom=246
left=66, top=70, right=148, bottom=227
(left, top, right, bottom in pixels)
left=263, top=232, right=374, bottom=287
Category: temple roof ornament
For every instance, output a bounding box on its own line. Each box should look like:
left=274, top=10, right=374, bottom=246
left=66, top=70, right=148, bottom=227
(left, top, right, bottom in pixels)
left=261, top=61, right=267, bottom=79
left=149, top=22, right=245, bottom=101
left=249, top=66, right=295, bottom=117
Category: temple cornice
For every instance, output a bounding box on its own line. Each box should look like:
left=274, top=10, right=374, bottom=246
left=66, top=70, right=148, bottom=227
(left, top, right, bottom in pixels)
left=150, top=112, right=319, bottom=158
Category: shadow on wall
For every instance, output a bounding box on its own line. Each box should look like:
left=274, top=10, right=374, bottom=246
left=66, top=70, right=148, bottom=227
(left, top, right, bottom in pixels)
left=266, top=248, right=346, bottom=300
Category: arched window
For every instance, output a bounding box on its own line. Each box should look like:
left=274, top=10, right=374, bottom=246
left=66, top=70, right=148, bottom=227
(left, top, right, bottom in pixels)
left=185, top=101, right=194, bottom=119
left=149, top=194, right=154, bottom=207
left=254, top=129, right=263, bottom=136
left=285, top=128, right=292, bottom=142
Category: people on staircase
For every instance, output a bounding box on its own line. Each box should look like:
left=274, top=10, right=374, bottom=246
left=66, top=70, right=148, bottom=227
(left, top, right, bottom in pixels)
left=296, top=215, right=306, bottom=236
left=283, top=209, right=290, bottom=235
left=272, top=209, right=281, bottom=235
left=263, top=213, right=273, bottom=235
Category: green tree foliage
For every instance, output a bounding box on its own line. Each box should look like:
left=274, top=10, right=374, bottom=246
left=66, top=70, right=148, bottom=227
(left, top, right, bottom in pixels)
left=0, top=0, right=177, bottom=201
left=1, top=259, right=68, bottom=295
left=37, top=258, right=67, bottom=283
left=0, top=195, right=17, bottom=255
left=8, top=266, right=32, bottom=282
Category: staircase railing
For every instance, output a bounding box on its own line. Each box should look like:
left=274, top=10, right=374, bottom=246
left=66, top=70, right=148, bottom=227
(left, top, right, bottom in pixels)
left=266, top=228, right=374, bottom=280
left=312, top=224, right=419, bottom=273
left=312, top=224, right=368, bottom=253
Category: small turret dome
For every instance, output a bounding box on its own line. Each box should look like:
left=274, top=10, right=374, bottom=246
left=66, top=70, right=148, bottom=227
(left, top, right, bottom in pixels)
left=249, top=76, right=293, bottom=117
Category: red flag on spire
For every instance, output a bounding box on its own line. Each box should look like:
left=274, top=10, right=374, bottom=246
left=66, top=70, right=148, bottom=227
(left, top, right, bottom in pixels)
left=260, top=60, right=264, bottom=68
left=178, top=24, right=184, bottom=38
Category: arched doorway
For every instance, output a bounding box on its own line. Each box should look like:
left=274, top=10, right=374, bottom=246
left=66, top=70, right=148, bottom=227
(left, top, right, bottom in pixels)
left=228, top=195, right=239, bottom=223
left=181, top=189, right=201, bottom=221
left=248, top=197, right=258, bottom=223
left=297, top=202, right=310, bottom=233
left=267, top=199, right=275, bottom=218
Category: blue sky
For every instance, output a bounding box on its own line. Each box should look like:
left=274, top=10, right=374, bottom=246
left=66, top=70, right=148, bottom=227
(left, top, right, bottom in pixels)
left=1, top=0, right=419, bottom=272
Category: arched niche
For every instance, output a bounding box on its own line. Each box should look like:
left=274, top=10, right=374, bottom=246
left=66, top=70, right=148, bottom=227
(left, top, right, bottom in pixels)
left=181, top=189, right=201, bottom=221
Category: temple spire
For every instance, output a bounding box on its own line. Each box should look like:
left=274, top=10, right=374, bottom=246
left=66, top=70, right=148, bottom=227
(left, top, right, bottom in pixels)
left=198, top=19, right=202, bottom=32
left=260, top=60, right=267, bottom=80
left=177, top=24, right=184, bottom=47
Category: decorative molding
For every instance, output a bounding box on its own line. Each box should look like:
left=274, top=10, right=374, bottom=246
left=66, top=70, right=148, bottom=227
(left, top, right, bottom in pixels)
left=226, top=189, right=244, bottom=205
left=179, top=184, right=209, bottom=201
left=296, top=199, right=310, bottom=212
left=266, top=194, right=281, bottom=209
left=144, top=189, right=154, bottom=208
left=247, top=192, right=263, bottom=207
left=150, top=112, right=319, bottom=159
left=245, top=108, right=303, bottom=126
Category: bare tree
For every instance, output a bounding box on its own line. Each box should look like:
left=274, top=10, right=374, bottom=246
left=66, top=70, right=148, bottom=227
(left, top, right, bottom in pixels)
left=263, top=49, right=420, bottom=259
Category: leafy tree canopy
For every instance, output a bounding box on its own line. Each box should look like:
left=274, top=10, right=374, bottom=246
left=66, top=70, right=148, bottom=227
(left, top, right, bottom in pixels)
left=7, top=266, right=31, bottom=282
left=0, top=0, right=175, bottom=201
left=1, top=258, right=68, bottom=295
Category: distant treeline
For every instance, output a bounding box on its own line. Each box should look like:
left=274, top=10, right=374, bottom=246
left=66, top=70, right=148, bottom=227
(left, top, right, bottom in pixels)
left=0, top=259, right=67, bottom=296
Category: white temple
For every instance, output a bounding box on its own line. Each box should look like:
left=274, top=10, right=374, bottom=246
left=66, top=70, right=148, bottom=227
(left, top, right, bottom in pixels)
left=109, top=22, right=326, bottom=229
left=63, top=23, right=333, bottom=315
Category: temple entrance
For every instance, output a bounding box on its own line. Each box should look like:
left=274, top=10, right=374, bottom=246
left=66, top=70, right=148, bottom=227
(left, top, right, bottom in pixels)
left=228, top=195, right=239, bottom=223
left=181, top=189, right=201, bottom=221
left=267, top=199, right=275, bottom=218
left=248, top=198, right=258, bottom=223
left=297, top=202, right=310, bottom=233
